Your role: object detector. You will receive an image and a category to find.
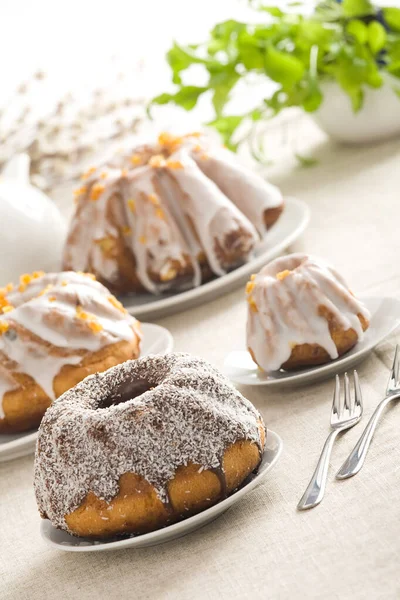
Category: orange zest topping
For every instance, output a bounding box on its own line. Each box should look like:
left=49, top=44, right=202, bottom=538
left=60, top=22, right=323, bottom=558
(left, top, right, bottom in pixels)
left=38, top=284, right=53, bottom=297
left=0, top=295, right=11, bottom=312
left=130, top=154, right=142, bottom=165
left=148, top=193, right=159, bottom=205
left=76, top=306, right=103, bottom=333
left=149, top=155, right=166, bottom=168
left=0, top=321, right=9, bottom=334
left=138, top=235, right=147, bottom=244
left=246, top=281, right=255, bottom=295
left=18, top=271, right=45, bottom=292
left=120, top=168, right=128, bottom=177
left=48, top=296, right=57, bottom=302
left=73, top=186, right=87, bottom=196
left=2, top=305, right=13, bottom=313
left=81, top=166, right=96, bottom=180
left=158, top=132, right=183, bottom=150
left=199, top=153, right=209, bottom=161
left=90, top=183, right=105, bottom=201
left=108, top=295, right=126, bottom=313
left=127, top=199, right=136, bottom=213
left=155, top=208, right=165, bottom=220
left=122, top=226, right=132, bottom=236
left=248, top=297, right=258, bottom=313
left=166, top=160, right=183, bottom=170
left=276, top=269, right=291, bottom=281
left=97, top=238, right=115, bottom=253
left=250, top=274, right=256, bottom=281
left=100, top=172, right=108, bottom=179
left=61, top=281, right=68, bottom=286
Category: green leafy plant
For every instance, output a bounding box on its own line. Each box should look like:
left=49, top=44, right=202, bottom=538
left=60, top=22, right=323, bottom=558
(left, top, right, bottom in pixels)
left=151, top=0, right=400, bottom=151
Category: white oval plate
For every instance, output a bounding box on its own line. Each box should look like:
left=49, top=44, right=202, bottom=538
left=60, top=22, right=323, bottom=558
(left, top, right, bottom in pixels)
left=224, top=296, right=400, bottom=388
left=120, top=197, right=309, bottom=320
left=40, top=428, right=282, bottom=552
left=0, top=323, right=173, bottom=462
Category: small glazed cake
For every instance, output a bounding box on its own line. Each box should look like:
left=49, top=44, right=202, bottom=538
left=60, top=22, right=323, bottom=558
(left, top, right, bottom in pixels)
left=0, top=271, right=141, bottom=433
left=63, top=132, right=284, bottom=295
left=34, top=353, right=265, bottom=539
left=246, top=254, right=370, bottom=371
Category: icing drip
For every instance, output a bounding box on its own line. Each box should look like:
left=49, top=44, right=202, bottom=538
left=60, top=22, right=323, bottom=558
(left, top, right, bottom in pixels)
left=190, top=143, right=283, bottom=236
left=246, top=254, right=371, bottom=371
left=0, top=271, right=140, bottom=415
left=34, top=353, right=265, bottom=533
left=64, top=132, right=282, bottom=294
left=162, top=148, right=258, bottom=276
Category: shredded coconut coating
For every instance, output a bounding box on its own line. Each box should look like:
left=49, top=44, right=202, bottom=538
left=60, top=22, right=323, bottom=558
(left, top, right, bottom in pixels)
left=34, top=353, right=265, bottom=533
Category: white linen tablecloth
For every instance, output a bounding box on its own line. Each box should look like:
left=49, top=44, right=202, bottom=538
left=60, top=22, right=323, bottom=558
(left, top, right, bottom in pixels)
left=1, top=133, right=400, bottom=600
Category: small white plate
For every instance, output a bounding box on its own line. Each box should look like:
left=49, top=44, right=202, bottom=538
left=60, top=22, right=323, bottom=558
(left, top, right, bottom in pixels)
left=40, top=428, right=282, bottom=552
left=224, top=296, right=400, bottom=388
left=120, top=197, right=310, bottom=320
left=0, top=323, right=174, bottom=462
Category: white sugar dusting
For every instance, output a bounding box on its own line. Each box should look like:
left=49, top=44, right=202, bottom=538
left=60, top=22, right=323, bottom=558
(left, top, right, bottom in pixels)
left=34, top=353, right=265, bottom=534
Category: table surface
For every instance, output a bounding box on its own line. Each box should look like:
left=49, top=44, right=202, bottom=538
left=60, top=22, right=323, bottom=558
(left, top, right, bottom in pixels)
left=1, top=126, right=400, bottom=600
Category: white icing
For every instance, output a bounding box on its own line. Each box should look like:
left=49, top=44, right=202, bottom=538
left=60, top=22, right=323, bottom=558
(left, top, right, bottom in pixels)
left=63, top=132, right=277, bottom=294
left=191, top=144, right=283, bottom=236
left=0, top=333, right=82, bottom=400
left=0, top=272, right=141, bottom=417
left=124, top=166, right=196, bottom=293
left=162, top=148, right=258, bottom=276
left=246, top=254, right=371, bottom=372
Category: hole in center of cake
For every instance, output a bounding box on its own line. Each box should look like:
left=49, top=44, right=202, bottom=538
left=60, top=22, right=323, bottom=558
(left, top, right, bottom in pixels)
left=99, top=379, right=152, bottom=408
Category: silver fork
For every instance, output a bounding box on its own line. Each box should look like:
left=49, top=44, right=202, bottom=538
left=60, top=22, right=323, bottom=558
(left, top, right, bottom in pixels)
left=298, top=371, right=363, bottom=510
left=337, top=344, right=400, bottom=480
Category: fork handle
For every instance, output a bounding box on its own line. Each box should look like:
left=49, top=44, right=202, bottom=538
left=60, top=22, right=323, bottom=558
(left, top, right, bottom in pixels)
left=336, top=395, right=394, bottom=480
left=297, top=430, right=339, bottom=510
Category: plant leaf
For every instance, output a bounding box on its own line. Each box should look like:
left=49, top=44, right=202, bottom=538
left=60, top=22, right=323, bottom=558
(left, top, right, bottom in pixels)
left=383, top=8, right=400, bottom=33
left=264, top=46, right=305, bottom=87
left=346, top=20, right=368, bottom=45
left=368, top=21, right=387, bottom=55
left=295, top=153, right=318, bottom=167
left=153, top=86, right=208, bottom=111
left=207, top=115, right=243, bottom=148
left=210, top=69, right=240, bottom=116
left=167, top=43, right=212, bottom=84
left=342, top=0, right=374, bottom=18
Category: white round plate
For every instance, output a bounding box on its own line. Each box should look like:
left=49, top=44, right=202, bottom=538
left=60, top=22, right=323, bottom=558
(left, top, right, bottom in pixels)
left=40, top=428, right=282, bottom=552
left=0, top=323, right=173, bottom=462
left=120, top=197, right=309, bottom=320
left=224, top=296, right=400, bottom=388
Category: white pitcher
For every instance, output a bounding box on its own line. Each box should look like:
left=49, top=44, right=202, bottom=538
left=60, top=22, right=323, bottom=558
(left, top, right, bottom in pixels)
left=0, top=154, right=66, bottom=286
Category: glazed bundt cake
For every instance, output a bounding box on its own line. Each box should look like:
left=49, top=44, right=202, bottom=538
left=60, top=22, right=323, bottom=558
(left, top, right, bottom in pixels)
left=0, top=271, right=141, bottom=433
left=63, top=132, right=284, bottom=295
left=246, top=254, right=370, bottom=371
left=34, top=353, right=265, bottom=538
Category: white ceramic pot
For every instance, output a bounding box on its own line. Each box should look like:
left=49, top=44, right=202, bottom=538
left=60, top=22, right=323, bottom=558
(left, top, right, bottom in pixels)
left=0, top=154, right=66, bottom=286
left=312, top=74, right=400, bottom=144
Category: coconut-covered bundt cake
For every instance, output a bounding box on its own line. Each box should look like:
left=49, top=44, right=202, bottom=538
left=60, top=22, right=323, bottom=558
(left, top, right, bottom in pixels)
left=34, top=353, right=265, bottom=539
left=63, top=132, right=284, bottom=295
left=246, top=254, right=370, bottom=371
left=0, top=271, right=141, bottom=433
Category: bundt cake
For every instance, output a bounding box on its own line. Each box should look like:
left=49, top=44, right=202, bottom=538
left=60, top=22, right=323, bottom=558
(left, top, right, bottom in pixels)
left=0, top=271, right=141, bottom=433
left=34, top=353, right=265, bottom=539
left=246, top=254, right=370, bottom=371
left=63, top=132, right=284, bottom=295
